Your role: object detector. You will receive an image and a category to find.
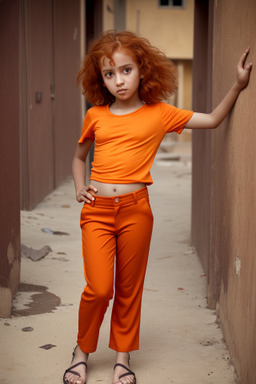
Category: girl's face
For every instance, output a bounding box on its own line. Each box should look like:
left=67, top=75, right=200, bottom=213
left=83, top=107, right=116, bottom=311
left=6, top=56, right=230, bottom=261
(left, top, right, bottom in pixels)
left=100, top=49, right=142, bottom=105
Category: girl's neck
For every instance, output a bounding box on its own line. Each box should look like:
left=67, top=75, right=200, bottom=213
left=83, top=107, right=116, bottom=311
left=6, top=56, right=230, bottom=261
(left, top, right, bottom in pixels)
left=109, top=98, right=144, bottom=115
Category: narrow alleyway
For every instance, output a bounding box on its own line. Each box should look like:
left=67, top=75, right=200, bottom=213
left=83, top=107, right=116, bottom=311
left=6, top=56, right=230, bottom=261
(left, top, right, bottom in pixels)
left=0, top=145, right=237, bottom=383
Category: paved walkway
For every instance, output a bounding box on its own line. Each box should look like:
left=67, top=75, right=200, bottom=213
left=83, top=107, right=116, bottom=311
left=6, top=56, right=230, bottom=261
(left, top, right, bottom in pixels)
left=0, top=146, right=237, bottom=383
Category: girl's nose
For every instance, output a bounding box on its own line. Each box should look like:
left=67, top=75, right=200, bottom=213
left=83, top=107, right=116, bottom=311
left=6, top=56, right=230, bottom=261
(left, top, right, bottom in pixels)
left=116, top=73, right=124, bottom=85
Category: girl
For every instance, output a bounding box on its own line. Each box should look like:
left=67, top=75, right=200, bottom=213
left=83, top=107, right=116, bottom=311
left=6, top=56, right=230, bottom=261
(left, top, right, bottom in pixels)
left=63, top=31, right=252, bottom=384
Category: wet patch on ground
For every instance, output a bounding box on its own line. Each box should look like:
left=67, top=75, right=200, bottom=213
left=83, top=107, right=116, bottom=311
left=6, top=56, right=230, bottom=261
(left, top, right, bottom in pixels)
left=12, top=283, right=61, bottom=316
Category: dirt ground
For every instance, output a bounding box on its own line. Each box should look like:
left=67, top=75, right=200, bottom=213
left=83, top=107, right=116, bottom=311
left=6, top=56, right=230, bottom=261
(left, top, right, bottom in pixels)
left=0, top=144, right=237, bottom=383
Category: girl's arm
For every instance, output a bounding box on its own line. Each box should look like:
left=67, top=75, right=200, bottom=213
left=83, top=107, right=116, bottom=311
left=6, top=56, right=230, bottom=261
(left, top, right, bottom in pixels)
left=72, top=139, right=98, bottom=203
left=186, top=48, right=253, bottom=130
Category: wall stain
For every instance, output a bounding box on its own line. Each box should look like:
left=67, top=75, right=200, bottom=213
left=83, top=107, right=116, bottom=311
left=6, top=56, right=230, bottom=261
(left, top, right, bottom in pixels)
left=12, top=283, right=61, bottom=316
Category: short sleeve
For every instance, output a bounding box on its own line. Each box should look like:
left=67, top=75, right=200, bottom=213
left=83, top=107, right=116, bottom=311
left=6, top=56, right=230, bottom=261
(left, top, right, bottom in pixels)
left=78, top=109, right=95, bottom=143
left=160, top=103, right=193, bottom=134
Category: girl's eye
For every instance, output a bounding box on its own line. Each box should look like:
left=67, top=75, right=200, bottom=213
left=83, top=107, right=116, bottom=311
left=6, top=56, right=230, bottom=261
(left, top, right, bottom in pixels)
left=105, top=72, right=113, bottom=78
left=124, top=68, right=131, bottom=74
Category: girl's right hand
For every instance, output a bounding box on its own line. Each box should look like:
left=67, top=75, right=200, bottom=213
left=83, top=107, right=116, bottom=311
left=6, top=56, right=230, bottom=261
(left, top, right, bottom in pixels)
left=76, top=184, right=98, bottom=204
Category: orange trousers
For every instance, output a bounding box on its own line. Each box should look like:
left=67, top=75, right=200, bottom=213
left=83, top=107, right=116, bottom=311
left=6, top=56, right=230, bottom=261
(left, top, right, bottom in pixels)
left=77, top=187, right=153, bottom=353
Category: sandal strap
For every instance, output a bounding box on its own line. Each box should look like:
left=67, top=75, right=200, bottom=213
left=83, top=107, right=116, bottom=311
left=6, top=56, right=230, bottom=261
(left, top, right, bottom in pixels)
left=114, top=363, right=135, bottom=379
left=119, top=371, right=135, bottom=380
left=65, top=361, right=87, bottom=376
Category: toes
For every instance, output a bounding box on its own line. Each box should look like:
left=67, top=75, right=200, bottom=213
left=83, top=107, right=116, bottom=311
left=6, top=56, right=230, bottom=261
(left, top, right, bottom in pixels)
left=65, top=373, right=82, bottom=384
left=121, top=379, right=133, bottom=384
left=113, top=375, right=135, bottom=384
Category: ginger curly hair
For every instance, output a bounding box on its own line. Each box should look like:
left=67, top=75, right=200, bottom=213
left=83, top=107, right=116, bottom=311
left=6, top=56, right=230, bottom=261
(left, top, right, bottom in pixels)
left=77, top=30, right=177, bottom=105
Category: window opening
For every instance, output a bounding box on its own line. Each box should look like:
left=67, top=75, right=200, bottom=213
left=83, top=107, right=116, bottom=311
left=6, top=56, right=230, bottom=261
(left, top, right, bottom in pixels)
left=159, top=0, right=186, bottom=8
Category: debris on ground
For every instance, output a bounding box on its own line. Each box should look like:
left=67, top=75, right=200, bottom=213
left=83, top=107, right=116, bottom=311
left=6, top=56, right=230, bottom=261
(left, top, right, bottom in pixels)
left=39, top=344, right=56, bottom=350
left=41, top=228, right=70, bottom=236
left=21, top=244, right=52, bottom=261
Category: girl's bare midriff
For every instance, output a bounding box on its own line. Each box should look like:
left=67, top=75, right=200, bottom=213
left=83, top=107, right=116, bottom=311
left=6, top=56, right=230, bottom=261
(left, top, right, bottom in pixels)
left=90, top=180, right=146, bottom=197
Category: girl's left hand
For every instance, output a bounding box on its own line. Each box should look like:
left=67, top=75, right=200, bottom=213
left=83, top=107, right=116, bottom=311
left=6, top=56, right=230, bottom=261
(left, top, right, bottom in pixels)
left=237, top=48, right=253, bottom=90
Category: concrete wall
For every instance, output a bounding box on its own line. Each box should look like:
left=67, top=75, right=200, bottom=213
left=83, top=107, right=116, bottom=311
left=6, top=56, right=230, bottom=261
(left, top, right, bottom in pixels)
left=103, top=0, right=114, bottom=30
left=0, top=0, right=21, bottom=317
left=192, top=1, right=256, bottom=383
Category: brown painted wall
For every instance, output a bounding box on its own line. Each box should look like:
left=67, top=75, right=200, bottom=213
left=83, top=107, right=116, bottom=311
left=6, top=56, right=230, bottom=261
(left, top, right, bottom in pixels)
left=191, top=0, right=212, bottom=276
left=0, top=0, right=21, bottom=317
left=20, top=0, right=81, bottom=210
left=192, top=1, right=256, bottom=383
left=23, top=0, right=55, bottom=208
left=211, top=1, right=256, bottom=382
left=53, top=0, right=82, bottom=187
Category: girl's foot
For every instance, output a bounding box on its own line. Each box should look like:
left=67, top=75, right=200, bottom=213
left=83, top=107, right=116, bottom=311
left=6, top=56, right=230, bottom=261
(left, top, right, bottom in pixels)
left=113, top=352, right=136, bottom=384
left=64, top=345, right=89, bottom=384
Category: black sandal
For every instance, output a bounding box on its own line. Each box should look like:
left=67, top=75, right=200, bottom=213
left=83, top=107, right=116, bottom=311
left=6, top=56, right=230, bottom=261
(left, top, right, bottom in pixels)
left=113, top=363, right=137, bottom=384
left=63, top=346, right=88, bottom=384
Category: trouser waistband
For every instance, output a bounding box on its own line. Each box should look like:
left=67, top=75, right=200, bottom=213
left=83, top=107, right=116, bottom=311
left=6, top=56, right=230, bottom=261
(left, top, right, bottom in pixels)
left=89, top=187, right=149, bottom=207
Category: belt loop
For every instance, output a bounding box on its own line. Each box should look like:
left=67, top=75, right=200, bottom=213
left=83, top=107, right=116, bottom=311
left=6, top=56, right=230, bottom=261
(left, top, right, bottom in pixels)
left=132, top=192, right=137, bottom=204
left=90, top=198, right=95, bottom=207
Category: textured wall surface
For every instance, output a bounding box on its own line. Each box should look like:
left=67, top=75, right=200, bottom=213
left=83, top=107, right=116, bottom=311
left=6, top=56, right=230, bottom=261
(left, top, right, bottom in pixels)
left=192, top=1, right=256, bottom=383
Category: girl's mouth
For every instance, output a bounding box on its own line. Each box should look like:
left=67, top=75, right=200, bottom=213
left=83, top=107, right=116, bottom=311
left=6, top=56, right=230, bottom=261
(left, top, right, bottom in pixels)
left=117, top=89, right=127, bottom=94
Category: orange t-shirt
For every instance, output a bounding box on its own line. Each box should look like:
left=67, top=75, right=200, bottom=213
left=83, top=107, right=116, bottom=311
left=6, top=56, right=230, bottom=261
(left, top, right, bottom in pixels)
left=78, top=102, right=193, bottom=185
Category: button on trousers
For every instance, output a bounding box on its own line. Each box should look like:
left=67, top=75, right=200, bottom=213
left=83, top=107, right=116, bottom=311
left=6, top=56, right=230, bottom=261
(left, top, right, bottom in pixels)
left=78, top=187, right=154, bottom=353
